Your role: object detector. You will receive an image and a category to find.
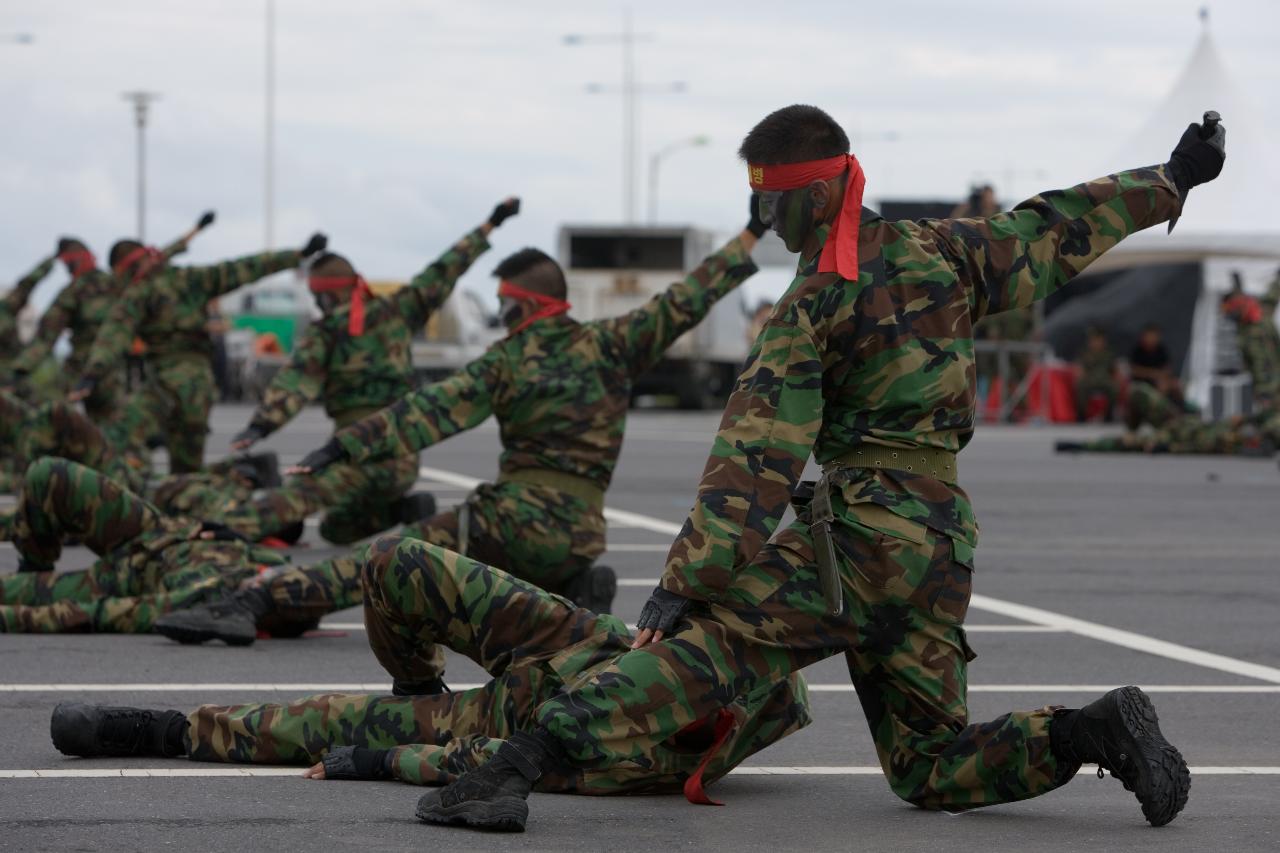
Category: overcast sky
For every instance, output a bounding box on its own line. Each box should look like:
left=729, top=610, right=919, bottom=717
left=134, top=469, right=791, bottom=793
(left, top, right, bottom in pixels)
left=2, top=0, right=1278, bottom=310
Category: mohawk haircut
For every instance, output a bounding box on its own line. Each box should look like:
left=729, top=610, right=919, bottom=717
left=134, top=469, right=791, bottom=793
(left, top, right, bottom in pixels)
left=738, top=105, right=850, bottom=165
left=108, top=239, right=143, bottom=268
left=493, top=247, right=567, bottom=300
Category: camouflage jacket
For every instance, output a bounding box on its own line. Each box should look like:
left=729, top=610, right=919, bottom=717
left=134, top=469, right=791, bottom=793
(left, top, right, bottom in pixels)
left=14, top=238, right=191, bottom=377
left=333, top=236, right=758, bottom=490
left=1235, top=274, right=1280, bottom=406
left=114, top=516, right=289, bottom=592
left=83, top=250, right=301, bottom=380
left=246, top=227, right=490, bottom=433
left=0, top=256, right=56, bottom=367
left=660, top=166, right=1183, bottom=602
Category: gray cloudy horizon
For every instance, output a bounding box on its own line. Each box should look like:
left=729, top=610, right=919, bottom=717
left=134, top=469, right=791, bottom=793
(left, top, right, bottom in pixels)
left=2, top=0, right=1277, bottom=311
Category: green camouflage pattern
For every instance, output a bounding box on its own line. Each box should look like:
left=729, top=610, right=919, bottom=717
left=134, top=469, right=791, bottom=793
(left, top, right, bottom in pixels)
left=526, top=167, right=1182, bottom=810
left=0, top=456, right=287, bottom=632
left=0, top=255, right=55, bottom=372
left=332, top=235, right=757, bottom=492
left=1230, top=274, right=1280, bottom=408
left=185, top=534, right=809, bottom=795
left=1077, top=380, right=1276, bottom=455
left=83, top=250, right=301, bottom=472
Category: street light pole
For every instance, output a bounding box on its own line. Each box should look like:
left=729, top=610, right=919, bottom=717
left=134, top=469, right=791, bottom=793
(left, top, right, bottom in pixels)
left=647, top=135, right=709, bottom=223
left=265, top=0, right=276, bottom=250
left=122, top=91, right=161, bottom=240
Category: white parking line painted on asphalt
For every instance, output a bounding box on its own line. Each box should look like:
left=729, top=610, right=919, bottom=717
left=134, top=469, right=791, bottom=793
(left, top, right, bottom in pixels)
left=419, top=465, right=1280, bottom=686
left=6, top=683, right=1278, bottom=694
left=2, top=765, right=1277, bottom=779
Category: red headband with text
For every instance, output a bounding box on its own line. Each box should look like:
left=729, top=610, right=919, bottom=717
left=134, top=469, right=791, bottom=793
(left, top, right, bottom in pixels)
left=113, top=245, right=164, bottom=282
left=498, top=279, right=571, bottom=335
left=1222, top=293, right=1263, bottom=326
left=309, top=275, right=372, bottom=336
left=747, top=153, right=866, bottom=281
left=58, top=248, right=97, bottom=279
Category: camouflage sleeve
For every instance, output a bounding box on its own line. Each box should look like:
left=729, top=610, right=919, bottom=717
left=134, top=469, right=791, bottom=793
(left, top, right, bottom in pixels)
left=183, top=250, right=302, bottom=301
left=82, top=280, right=147, bottom=382
left=599, top=235, right=758, bottom=374
left=10, top=283, right=75, bottom=372
left=659, top=317, right=824, bottom=601
left=2, top=255, right=55, bottom=315
left=928, top=165, right=1182, bottom=320
left=391, top=227, right=491, bottom=328
left=158, top=236, right=190, bottom=262
left=244, top=326, right=329, bottom=435
left=1262, top=271, right=1280, bottom=316
left=333, top=348, right=504, bottom=463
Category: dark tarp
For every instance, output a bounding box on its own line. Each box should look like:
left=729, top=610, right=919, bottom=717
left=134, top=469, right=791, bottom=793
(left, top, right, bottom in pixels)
left=1043, top=262, right=1202, bottom=373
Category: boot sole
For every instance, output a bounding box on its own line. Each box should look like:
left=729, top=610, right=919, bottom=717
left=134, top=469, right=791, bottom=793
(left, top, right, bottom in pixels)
left=153, top=621, right=255, bottom=647
left=1114, top=686, right=1190, bottom=827
left=415, top=793, right=527, bottom=832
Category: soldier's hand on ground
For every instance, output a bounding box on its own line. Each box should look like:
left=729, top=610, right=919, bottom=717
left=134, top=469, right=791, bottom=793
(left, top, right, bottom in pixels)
left=196, top=210, right=216, bottom=230
left=230, top=425, right=266, bottom=451
left=288, top=438, right=347, bottom=475
left=487, top=197, right=521, bottom=228
left=1167, top=110, right=1226, bottom=197
left=302, top=762, right=326, bottom=780
left=194, top=520, right=248, bottom=542
left=312, top=746, right=391, bottom=781
left=632, top=586, right=692, bottom=648
left=300, top=232, right=328, bottom=259
left=67, top=378, right=95, bottom=403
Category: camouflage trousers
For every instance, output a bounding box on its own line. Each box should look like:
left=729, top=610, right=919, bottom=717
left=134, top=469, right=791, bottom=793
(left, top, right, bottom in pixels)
left=0, top=457, right=274, bottom=632
left=249, top=479, right=607, bottom=633
left=217, top=454, right=419, bottom=544
left=1080, top=414, right=1267, bottom=455
left=186, top=536, right=804, bottom=794
left=532, top=506, right=1073, bottom=811
left=114, top=355, right=215, bottom=474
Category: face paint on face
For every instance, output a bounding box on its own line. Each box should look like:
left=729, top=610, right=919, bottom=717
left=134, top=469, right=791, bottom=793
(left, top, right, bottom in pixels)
left=499, top=295, right=525, bottom=329
left=770, top=186, right=818, bottom=253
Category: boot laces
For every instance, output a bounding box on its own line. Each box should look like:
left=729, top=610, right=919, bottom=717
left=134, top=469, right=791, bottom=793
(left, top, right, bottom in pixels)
left=99, top=709, right=155, bottom=752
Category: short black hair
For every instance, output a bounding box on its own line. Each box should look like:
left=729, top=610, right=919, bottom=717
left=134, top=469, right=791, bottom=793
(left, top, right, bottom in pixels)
left=493, top=248, right=566, bottom=299
left=57, top=237, right=88, bottom=254
left=108, top=239, right=143, bottom=268
left=738, top=105, right=850, bottom=165
left=310, top=252, right=355, bottom=278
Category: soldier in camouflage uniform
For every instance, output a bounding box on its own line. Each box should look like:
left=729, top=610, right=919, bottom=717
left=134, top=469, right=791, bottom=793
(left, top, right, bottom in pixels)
left=8, top=213, right=216, bottom=420
left=217, top=199, right=521, bottom=545
left=73, top=230, right=328, bottom=473
left=1222, top=270, right=1280, bottom=410
left=406, top=107, right=1224, bottom=833
left=153, top=207, right=764, bottom=652
left=1073, top=325, right=1119, bottom=421
left=0, top=456, right=288, bottom=632
left=51, top=533, right=811, bottom=799
left=0, top=253, right=58, bottom=492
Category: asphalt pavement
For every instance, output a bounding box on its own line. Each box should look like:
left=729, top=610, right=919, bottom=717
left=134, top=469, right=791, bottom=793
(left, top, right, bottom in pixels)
left=1, top=405, right=1278, bottom=852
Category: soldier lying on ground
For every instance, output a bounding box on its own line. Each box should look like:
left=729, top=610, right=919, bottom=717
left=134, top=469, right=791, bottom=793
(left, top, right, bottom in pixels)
left=51, top=534, right=810, bottom=797
left=151, top=200, right=766, bottom=648
left=216, top=199, right=521, bottom=546
left=400, top=107, right=1225, bottom=833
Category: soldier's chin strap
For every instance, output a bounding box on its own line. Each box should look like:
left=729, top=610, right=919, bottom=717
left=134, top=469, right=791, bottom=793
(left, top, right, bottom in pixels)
left=747, top=152, right=866, bottom=281
left=309, top=275, right=372, bottom=336
left=498, top=279, right=571, bottom=335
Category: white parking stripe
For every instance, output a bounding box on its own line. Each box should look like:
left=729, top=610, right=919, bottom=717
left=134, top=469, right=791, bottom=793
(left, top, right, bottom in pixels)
left=420, top=465, right=1280, bottom=685
left=1, top=766, right=1276, bottom=779
left=4, top=683, right=1277, bottom=694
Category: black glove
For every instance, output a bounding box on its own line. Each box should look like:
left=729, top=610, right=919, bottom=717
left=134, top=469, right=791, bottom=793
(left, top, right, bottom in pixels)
left=70, top=377, right=95, bottom=399
left=297, top=437, right=347, bottom=473
left=321, top=746, right=393, bottom=781
left=635, top=586, right=692, bottom=636
left=231, top=424, right=267, bottom=449
left=747, top=193, right=769, bottom=238
left=1167, top=110, right=1225, bottom=199
left=197, top=210, right=216, bottom=230
left=197, top=520, right=248, bottom=542
left=487, top=198, right=521, bottom=228
left=300, top=232, right=329, bottom=259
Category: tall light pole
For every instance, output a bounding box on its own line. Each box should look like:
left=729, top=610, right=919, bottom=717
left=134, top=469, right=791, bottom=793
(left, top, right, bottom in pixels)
left=565, top=11, right=686, bottom=223
left=265, top=0, right=276, bottom=250
left=648, top=135, right=709, bottom=223
left=122, top=91, right=161, bottom=240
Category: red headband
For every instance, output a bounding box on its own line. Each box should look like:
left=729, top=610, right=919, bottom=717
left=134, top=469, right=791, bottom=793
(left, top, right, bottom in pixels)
left=747, top=153, right=866, bottom=281
left=1223, top=293, right=1263, bottom=326
left=498, top=279, right=571, bottom=335
left=309, top=274, right=372, bottom=336
left=58, top=248, right=97, bottom=279
left=113, top=245, right=163, bottom=282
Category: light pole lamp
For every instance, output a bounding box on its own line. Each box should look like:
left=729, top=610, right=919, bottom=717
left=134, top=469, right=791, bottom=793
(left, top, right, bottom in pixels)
left=122, top=91, right=161, bottom=241
left=648, top=135, right=709, bottom=223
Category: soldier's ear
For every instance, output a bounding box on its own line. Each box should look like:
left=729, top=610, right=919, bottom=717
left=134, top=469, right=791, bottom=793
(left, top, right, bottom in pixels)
left=807, top=180, right=831, bottom=221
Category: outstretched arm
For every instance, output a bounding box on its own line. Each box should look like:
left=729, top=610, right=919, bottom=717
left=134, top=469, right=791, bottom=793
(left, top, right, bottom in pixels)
left=231, top=329, right=329, bottom=449
left=1, top=254, right=56, bottom=316
left=10, top=283, right=76, bottom=375
left=184, top=249, right=302, bottom=301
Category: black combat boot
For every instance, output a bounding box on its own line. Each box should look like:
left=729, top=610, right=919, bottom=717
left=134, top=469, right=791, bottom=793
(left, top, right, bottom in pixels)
left=152, top=586, right=275, bottom=646
left=268, top=521, right=305, bottom=546
left=393, top=491, right=438, bottom=525
left=232, top=452, right=281, bottom=489
left=1050, top=686, right=1190, bottom=827
left=392, top=677, right=449, bottom=696
left=563, top=565, right=617, bottom=615
left=1054, top=441, right=1085, bottom=454
left=415, top=728, right=565, bottom=832
left=50, top=703, right=187, bottom=758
